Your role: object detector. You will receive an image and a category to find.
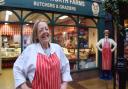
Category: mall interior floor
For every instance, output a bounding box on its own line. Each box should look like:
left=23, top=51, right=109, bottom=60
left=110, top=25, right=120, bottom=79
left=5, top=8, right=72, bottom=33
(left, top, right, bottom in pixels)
left=0, top=69, right=128, bottom=89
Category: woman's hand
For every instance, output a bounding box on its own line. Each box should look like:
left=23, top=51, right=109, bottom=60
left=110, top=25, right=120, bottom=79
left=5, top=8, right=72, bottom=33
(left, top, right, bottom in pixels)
left=20, top=82, right=32, bottom=89
left=60, top=82, right=68, bottom=89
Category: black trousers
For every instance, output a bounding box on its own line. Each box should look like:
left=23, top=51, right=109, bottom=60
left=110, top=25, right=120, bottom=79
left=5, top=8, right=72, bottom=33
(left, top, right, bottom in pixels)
left=118, top=71, right=126, bottom=89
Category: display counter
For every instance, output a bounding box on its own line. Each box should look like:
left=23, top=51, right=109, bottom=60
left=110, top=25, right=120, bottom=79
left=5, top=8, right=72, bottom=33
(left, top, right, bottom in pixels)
left=0, top=47, right=21, bottom=68
left=62, top=47, right=96, bottom=71
left=0, top=48, right=20, bottom=58
left=63, top=47, right=77, bottom=60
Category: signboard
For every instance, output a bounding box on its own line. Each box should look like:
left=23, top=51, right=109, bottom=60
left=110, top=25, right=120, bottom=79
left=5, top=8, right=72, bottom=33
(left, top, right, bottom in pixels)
left=0, top=0, right=105, bottom=17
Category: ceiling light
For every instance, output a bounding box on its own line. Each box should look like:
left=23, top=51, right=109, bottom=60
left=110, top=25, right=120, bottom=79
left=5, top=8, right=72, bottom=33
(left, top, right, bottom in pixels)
left=5, top=23, right=8, bottom=25
left=5, top=10, right=12, bottom=21
left=126, top=28, right=128, bottom=30
left=29, top=21, right=33, bottom=23
left=59, top=16, right=68, bottom=19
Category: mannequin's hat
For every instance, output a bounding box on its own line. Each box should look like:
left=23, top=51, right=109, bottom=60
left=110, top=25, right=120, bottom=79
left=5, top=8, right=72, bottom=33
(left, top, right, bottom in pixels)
left=104, top=30, right=109, bottom=34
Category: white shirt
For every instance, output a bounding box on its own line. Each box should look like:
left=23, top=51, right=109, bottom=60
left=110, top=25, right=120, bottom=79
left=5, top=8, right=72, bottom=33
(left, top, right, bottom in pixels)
left=13, top=43, right=72, bottom=88
left=96, top=38, right=117, bottom=52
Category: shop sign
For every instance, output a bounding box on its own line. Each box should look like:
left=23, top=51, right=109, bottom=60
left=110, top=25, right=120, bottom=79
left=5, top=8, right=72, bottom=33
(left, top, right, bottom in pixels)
left=0, top=0, right=104, bottom=17
left=92, top=2, right=99, bottom=16
left=0, top=0, right=5, bottom=5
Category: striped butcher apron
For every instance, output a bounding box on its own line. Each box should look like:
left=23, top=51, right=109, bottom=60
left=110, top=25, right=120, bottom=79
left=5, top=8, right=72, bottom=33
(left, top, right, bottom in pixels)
left=32, top=53, right=61, bottom=89
left=102, top=39, right=112, bottom=70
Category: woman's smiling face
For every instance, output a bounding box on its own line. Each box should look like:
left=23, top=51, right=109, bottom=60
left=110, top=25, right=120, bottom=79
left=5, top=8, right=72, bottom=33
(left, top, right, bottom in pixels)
left=37, top=21, right=50, bottom=45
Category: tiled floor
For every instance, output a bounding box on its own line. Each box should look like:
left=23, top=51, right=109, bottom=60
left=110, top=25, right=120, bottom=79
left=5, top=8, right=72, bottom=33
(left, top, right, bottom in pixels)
left=0, top=69, right=128, bottom=89
left=0, top=69, right=14, bottom=89
left=0, top=69, right=74, bottom=89
left=78, top=78, right=113, bottom=89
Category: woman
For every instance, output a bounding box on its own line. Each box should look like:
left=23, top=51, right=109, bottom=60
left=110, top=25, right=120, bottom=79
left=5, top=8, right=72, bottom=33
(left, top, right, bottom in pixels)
left=13, top=19, right=72, bottom=89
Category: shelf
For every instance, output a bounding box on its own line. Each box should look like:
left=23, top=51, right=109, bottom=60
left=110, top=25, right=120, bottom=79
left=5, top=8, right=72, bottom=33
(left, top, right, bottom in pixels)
left=1, top=56, right=17, bottom=60
left=71, top=69, right=78, bottom=73
left=69, top=60, right=77, bottom=63
left=78, top=59, right=88, bottom=61
left=64, top=47, right=77, bottom=49
left=70, top=63, right=78, bottom=71
left=79, top=58, right=95, bottom=62
left=63, top=46, right=91, bottom=49
left=79, top=47, right=90, bottom=49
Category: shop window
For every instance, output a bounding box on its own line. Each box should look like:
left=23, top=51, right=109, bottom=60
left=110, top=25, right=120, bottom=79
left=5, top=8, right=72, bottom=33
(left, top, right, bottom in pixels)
left=78, top=27, right=97, bottom=69
left=23, top=11, right=52, bottom=22
left=14, top=10, right=22, bottom=18
left=23, top=11, right=32, bottom=18
left=22, top=24, right=33, bottom=49
left=54, top=15, right=98, bottom=71
left=24, top=13, right=51, bottom=24
left=79, top=27, right=88, bottom=48
left=0, top=10, right=21, bottom=68
left=79, top=17, right=96, bottom=27
left=78, top=27, right=95, bottom=69
left=0, top=23, right=21, bottom=68
left=54, top=26, right=78, bottom=71
left=45, top=13, right=52, bottom=20
left=78, top=17, right=97, bottom=70
left=0, top=10, right=19, bottom=22
left=55, top=14, right=76, bottom=25
left=54, top=14, right=77, bottom=72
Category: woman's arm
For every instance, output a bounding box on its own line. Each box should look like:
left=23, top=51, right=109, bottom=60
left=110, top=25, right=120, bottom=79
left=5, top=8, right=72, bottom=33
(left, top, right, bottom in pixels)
left=13, top=47, right=30, bottom=89
left=58, top=45, right=72, bottom=89
left=60, top=82, right=68, bottom=89
left=20, top=82, right=31, bottom=89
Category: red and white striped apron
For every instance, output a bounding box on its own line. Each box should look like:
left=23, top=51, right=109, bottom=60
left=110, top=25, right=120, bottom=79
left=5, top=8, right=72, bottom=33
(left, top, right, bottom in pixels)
left=102, top=39, right=112, bottom=70
left=32, top=53, right=61, bottom=89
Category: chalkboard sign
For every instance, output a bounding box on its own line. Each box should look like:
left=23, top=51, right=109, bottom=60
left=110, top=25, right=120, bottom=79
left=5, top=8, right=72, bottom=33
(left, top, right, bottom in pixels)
left=116, top=57, right=126, bottom=71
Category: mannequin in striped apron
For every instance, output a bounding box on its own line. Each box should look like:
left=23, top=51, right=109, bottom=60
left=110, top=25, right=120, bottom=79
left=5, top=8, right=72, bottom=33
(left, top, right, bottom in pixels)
left=96, top=30, right=117, bottom=88
left=13, top=19, right=72, bottom=89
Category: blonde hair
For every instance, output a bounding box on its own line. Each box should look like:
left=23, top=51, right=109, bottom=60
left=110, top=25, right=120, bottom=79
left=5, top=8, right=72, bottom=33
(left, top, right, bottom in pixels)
left=31, top=19, right=48, bottom=43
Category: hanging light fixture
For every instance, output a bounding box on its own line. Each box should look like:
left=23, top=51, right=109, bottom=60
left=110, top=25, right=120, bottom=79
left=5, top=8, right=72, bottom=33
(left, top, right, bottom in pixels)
left=5, top=10, right=12, bottom=22
left=59, top=15, right=68, bottom=19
